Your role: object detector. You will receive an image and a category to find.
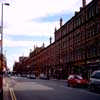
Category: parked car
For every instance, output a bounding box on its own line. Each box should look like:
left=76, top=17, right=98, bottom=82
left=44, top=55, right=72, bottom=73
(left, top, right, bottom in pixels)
left=67, top=74, right=89, bottom=87
left=17, top=74, right=21, bottom=77
left=26, top=74, right=30, bottom=78
left=21, top=74, right=27, bottom=77
left=30, top=74, right=36, bottom=79
left=89, top=70, right=100, bottom=92
left=39, top=74, right=49, bottom=80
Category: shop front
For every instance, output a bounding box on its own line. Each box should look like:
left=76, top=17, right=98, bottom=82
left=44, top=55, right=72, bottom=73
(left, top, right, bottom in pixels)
left=87, top=58, right=100, bottom=74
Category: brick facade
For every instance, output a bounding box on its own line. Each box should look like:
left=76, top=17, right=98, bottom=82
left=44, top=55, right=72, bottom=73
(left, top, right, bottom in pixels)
left=13, top=0, right=100, bottom=79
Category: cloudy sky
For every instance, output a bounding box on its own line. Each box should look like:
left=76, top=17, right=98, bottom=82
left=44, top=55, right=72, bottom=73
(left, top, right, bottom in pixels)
left=0, top=0, right=92, bottom=71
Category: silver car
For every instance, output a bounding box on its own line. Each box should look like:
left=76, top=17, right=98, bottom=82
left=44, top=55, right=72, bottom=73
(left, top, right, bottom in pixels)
left=89, top=70, right=100, bottom=92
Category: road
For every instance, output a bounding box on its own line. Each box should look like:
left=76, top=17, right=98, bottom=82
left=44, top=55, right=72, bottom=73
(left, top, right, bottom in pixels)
left=3, top=76, right=100, bottom=100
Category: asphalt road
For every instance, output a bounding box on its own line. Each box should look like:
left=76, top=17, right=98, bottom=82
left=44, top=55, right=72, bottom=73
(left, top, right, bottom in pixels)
left=3, top=76, right=100, bottom=100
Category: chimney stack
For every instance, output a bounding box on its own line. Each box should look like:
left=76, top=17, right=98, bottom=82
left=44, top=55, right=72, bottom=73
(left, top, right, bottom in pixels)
left=49, top=37, right=52, bottom=44
left=43, top=42, right=45, bottom=47
left=82, top=0, right=86, bottom=8
left=60, top=18, right=63, bottom=27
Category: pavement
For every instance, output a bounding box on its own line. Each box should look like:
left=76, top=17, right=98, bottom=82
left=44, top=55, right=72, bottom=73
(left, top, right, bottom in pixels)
left=3, top=77, right=11, bottom=100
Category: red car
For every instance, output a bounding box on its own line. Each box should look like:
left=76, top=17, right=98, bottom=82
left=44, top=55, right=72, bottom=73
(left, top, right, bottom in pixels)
left=67, top=74, right=88, bottom=87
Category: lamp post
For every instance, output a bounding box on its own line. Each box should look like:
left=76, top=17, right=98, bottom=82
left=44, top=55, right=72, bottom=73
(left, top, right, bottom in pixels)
left=0, top=2, right=10, bottom=71
left=0, top=3, right=10, bottom=99
left=1, top=2, right=10, bottom=56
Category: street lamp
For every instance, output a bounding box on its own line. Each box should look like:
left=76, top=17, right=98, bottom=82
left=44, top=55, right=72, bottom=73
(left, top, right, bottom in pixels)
left=0, top=2, right=10, bottom=71
left=0, top=3, right=10, bottom=99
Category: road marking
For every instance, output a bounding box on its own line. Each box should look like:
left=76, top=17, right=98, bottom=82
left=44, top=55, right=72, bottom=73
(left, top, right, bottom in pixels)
left=4, top=78, right=17, bottom=100
left=9, top=88, right=17, bottom=100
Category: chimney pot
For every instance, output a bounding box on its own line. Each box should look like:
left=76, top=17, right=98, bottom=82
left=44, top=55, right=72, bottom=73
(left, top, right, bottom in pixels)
left=82, top=0, right=86, bottom=7
left=60, top=18, right=63, bottom=27
left=50, top=37, right=52, bottom=44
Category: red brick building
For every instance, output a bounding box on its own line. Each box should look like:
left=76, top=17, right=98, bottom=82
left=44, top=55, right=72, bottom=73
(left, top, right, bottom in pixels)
left=13, top=0, right=100, bottom=79
left=54, top=0, right=100, bottom=79
left=0, top=54, right=7, bottom=72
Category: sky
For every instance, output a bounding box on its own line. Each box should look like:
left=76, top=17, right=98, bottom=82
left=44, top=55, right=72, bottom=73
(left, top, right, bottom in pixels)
left=0, top=0, right=92, bottom=71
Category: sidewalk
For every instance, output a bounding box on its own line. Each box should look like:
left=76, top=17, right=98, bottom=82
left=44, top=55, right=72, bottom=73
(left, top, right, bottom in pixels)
left=3, top=87, right=10, bottom=100
left=3, top=78, right=11, bottom=100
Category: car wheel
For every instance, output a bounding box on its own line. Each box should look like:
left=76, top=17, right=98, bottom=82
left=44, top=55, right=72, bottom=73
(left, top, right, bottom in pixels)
left=67, top=83, right=70, bottom=87
left=70, top=83, right=74, bottom=87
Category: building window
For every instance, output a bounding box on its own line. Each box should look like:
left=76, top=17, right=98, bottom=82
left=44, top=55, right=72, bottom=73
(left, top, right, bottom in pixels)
left=88, top=6, right=95, bottom=19
left=75, top=19, right=78, bottom=27
left=86, top=12, right=88, bottom=21
left=98, top=43, right=100, bottom=56
left=92, top=47, right=97, bottom=56
left=78, top=17, right=81, bottom=26
left=91, top=6, right=94, bottom=17
left=87, top=29, right=90, bottom=38
left=92, top=27, right=95, bottom=36
left=62, top=29, right=66, bottom=35
left=95, top=4, right=98, bottom=14
left=89, top=8, right=92, bottom=18
left=74, top=21, right=76, bottom=29
left=96, top=24, right=99, bottom=34
left=88, top=47, right=97, bottom=57
left=81, top=16, right=84, bottom=24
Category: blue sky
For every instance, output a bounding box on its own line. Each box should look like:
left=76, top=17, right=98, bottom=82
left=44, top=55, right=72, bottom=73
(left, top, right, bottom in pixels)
left=0, top=0, right=92, bottom=71
left=32, top=12, right=73, bottom=23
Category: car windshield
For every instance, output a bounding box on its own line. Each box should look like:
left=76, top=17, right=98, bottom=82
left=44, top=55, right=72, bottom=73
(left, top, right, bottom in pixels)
left=92, top=72, right=100, bottom=79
